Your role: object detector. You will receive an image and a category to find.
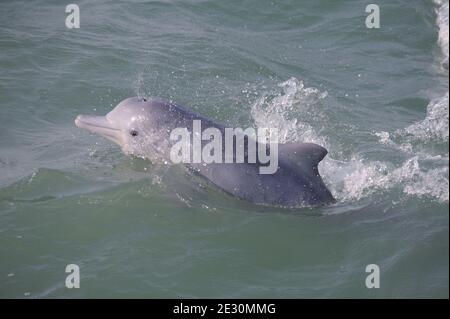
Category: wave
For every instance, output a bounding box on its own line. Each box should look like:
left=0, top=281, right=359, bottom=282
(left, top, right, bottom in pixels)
left=435, top=0, right=449, bottom=69
left=376, top=92, right=449, bottom=151
left=386, top=0, right=450, bottom=145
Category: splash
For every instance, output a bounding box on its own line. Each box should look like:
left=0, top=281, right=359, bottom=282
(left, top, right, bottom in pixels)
left=250, top=77, right=328, bottom=145
left=330, top=156, right=449, bottom=202
left=376, top=92, right=449, bottom=148
left=250, top=77, right=449, bottom=203
left=403, top=92, right=449, bottom=142
left=134, top=71, right=148, bottom=101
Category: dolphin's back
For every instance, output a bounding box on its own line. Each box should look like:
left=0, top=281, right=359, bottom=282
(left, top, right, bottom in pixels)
left=191, top=145, right=334, bottom=206
left=147, top=98, right=335, bottom=206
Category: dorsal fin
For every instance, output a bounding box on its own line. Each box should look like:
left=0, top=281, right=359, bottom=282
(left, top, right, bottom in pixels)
left=279, top=142, right=328, bottom=175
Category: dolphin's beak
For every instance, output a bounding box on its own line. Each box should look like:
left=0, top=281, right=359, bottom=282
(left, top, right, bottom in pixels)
left=75, top=115, right=123, bottom=145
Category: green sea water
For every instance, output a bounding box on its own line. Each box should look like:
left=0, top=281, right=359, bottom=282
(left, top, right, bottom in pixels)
left=0, top=0, right=448, bottom=298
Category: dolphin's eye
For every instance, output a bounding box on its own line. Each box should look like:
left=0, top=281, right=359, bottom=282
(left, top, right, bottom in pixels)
left=130, top=130, right=139, bottom=137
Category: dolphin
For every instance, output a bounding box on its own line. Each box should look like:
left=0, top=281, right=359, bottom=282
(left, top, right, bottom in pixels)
left=75, top=97, right=335, bottom=207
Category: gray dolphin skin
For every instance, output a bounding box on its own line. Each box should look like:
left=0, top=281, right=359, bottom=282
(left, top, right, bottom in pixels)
left=75, top=97, right=335, bottom=207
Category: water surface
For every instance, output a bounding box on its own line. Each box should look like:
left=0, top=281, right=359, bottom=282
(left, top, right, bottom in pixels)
left=0, top=0, right=448, bottom=298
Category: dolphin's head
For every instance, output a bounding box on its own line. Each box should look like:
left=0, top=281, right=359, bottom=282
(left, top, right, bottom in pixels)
left=75, top=97, right=162, bottom=156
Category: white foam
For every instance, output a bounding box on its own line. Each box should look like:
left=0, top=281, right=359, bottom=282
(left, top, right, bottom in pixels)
left=327, top=156, right=449, bottom=202
left=403, top=92, right=449, bottom=142
left=376, top=92, right=449, bottom=149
